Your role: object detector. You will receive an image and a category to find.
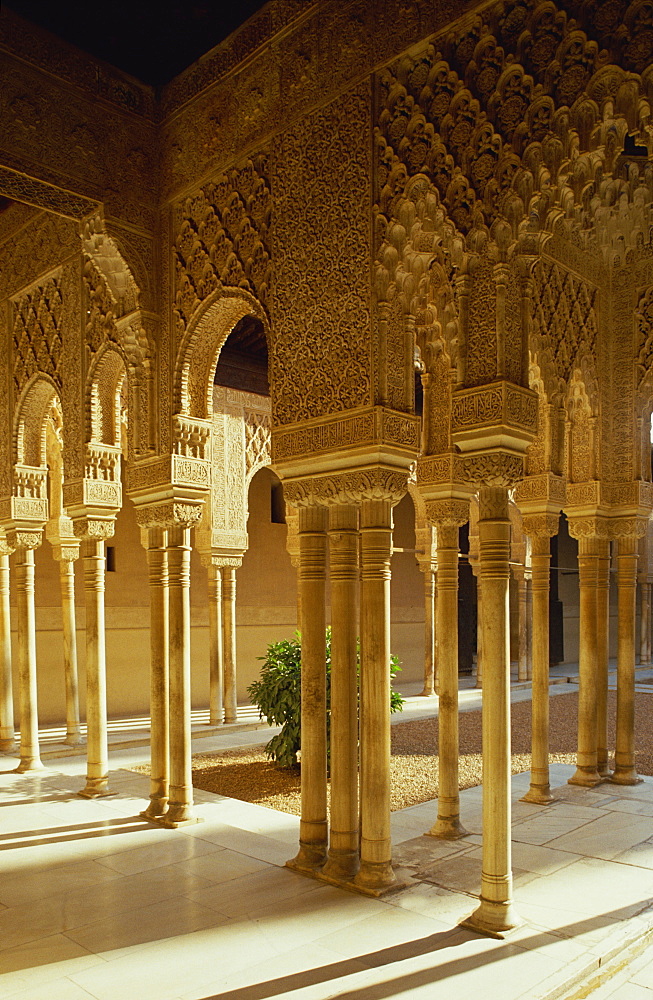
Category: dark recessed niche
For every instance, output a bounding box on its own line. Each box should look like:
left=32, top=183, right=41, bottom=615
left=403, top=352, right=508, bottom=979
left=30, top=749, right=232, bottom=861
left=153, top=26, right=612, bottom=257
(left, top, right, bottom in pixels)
left=214, top=315, right=269, bottom=396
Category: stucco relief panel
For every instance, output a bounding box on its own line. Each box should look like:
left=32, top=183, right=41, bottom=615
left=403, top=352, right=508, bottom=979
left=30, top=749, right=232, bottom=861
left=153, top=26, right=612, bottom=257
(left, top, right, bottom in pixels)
left=270, top=82, right=372, bottom=427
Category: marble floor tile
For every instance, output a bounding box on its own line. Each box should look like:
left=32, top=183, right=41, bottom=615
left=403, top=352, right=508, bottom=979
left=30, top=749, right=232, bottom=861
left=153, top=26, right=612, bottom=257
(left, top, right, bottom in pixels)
left=510, top=804, right=601, bottom=846
left=0, top=933, right=102, bottom=998
left=465, top=841, right=578, bottom=875
left=546, top=813, right=653, bottom=860
left=185, top=865, right=324, bottom=917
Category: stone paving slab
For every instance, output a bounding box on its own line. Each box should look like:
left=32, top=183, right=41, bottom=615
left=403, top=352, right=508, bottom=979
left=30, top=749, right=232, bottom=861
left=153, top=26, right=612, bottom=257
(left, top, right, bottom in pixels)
left=0, top=750, right=652, bottom=1000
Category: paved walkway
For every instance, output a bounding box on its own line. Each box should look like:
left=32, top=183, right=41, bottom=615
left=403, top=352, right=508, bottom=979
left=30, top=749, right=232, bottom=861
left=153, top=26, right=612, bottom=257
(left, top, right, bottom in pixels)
left=1, top=670, right=653, bottom=1000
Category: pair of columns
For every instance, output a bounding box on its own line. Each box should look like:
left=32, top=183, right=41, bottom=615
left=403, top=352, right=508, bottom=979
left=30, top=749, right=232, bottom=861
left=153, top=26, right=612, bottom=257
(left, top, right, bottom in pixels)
left=142, top=525, right=201, bottom=827
left=426, top=490, right=519, bottom=934
left=290, top=500, right=395, bottom=893
left=0, top=528, right=108, bottom=790
left=570, top=522, right=643, bottom=787
left=205, top=557, right=240, bottom=726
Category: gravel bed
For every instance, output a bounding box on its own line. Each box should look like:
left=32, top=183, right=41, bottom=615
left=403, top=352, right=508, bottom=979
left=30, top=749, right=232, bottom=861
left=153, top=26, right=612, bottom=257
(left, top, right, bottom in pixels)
left=140, top=690, right=653, bottom=816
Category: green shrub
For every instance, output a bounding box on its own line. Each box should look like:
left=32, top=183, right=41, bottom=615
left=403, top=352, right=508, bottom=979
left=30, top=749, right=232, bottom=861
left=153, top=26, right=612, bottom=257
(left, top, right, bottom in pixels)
left=247, top=628, right=404, bottom=769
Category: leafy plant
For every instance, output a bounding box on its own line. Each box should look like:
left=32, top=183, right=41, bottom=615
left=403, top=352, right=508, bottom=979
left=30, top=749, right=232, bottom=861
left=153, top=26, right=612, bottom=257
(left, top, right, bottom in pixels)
left=247, top=628, right=404, bottom=769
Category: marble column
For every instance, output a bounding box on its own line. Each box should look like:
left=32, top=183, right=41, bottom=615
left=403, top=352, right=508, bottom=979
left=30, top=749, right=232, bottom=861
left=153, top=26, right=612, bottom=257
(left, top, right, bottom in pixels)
left=79, top=534, right=112, bottom=797
left=0, top=548, right=15, bottom=751
left=55, top=551, right=82, bottom=746
left=206, top=561, right=224, bottom=725
left=613, top=532, right=642, bottom=785
left=567, top=527, right=603, bottom=787
left=12, top=539, right=44, bottom=771
left=520, top=519, right=558, bottom=805
left=222, top=565, right=238, bottom=724
left=142, top=527, right=170, bottom=820
left=464, top=487, right=518, bottom=935
left=289, top=505, right=328, bottom=872
left=429, top=514, right=468, bottom=839
left=516, top=571, right=530, bottom=682
left=164, top=525, right=197, bottom=826
left=355, top=499, right=395, bottom=893
left=420, top=566, right=437, bottom=696
left=323, top=503, right=360, bottom=881
left=640, top=580, right=651, bottom=665
left=596, top=539, right=611, bottom=779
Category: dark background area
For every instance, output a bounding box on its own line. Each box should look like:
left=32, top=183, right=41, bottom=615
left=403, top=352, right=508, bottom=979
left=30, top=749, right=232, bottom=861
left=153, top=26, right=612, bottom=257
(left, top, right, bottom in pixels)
left=4, top=0, right=270, bottom=85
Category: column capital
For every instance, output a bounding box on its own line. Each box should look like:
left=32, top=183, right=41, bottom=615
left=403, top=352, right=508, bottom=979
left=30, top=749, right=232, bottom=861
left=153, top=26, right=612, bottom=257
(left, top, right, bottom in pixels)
left=610, top=516, right=650, bottom=540
left=426, top=498, right=469, bottom=528
left=132, top=499, right=204, bottom=530
left=521, top=513, right=559, bottom=539
left=282, top=467, right=407, bottom=508
left=72, top=516, right=116, bottom=542
left=567, top=515, right=610, bottom=541
left=5, top=528, right=42, bottom=551
left=199, top=550, right=244, bottom=569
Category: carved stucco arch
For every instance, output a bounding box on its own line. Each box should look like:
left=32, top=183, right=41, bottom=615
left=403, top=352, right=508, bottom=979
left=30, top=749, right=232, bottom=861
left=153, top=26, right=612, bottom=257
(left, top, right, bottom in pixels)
left=175, top=286, right=270, bottom=421
left=13, top=373, right=60, bottom=471
left=86, top=343, right=128, bottom=450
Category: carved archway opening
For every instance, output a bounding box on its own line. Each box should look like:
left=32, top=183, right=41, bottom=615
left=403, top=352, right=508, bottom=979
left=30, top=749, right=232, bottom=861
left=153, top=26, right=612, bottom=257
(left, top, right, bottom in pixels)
left=87, top=345, right=128, bottom=452
left=175, top=287, right=270, bottom=422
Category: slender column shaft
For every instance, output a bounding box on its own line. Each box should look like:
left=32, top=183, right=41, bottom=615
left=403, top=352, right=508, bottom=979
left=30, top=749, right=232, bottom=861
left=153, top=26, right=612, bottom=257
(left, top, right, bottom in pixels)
left=355, top=499, right=395, bottom=892
left=0, top=553, right=15, bottom=750
left=79, top=538, right=110, bottom=796
left=142, top=528, right=170, bottom=819
left=208, top=564, right=224, bottom=725
left=640, top=581, right=651, bottom=664
left=324, top=504, right=359, bottom=881
left=475, top=578, right=483, bottom=688
left=290, top=505, right=328, bottom=871
left=420, top=568, right=436, bottom=696
left=59, top=559, right=81, bottom=746
left=613, top=535, right=641, bottom=785
left=522, top=536, right=553, bottom=804
left=430, top=523, right=467, bottom=838
left=517, top=575, right=529, bottom=682
left=596, top=540, right=611, bottom=778
left=165, top=526, right=195, bottom=825
left=222, top=567, right=238, bottom=724
left=466, top=486, right=517, bottom=935
left=568, top=535, right=602, bottom=786
left=15, top=547, right=43, bottom=771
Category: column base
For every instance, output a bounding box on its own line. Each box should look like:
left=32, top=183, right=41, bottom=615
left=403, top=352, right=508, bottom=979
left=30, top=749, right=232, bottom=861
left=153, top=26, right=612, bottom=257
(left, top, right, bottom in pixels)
left=352, top=860, right=397, bottom=895
left=224, top=713, right=237, bottom=725
left=0, top=736, right=16, bottom=752
left=162, top=802, right=200, bottom=827
left=611, top=768, right=643, bottom=786
left=79, top=777, right=116, bottom=798
left=140, top=795, right=169, bottom=821
left=460, top=897, right=520, bottom=939
left=286, top=841, right=327, bottom=873
left=568, top=767, right=603, bottom=787
left=521, top=784, right=555, bottom=805
left=322, top=848, right=360, bottom=882
left=64, top=730, right=83, bottom=747
left=15, top=756, right=44, bottom=772
left=161, top=813, right=203, bottom=829
left=419, top=687, right=436, bottom=698
left=208, top=716, right=223, bottom=726
left=427, top=816, right=469, bottom=839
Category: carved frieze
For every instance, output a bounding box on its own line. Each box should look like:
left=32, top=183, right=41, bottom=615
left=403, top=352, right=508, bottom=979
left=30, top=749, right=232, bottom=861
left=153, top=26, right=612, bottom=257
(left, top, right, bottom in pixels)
left=451, top=382, right=537, bottom=455
left=271, top=407, right=419, bottom=466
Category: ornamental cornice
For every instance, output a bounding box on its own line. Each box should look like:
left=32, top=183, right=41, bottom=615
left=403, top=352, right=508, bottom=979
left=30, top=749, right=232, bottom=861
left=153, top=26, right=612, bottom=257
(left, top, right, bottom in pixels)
left=280, top=467, right=408, bottom=507
left=513, top=474, right=566, bottom=511
left=271, top=406, right=419, bottom=469
left=451, top=382, right=538, bottom=457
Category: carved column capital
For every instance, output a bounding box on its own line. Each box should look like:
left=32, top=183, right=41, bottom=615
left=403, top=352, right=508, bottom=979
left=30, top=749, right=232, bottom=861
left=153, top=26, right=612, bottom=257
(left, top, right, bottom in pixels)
left=282, top=468, right=407, bottom=508
left=72, top=517, right=116, bottom=542
left=521, top=513, right=560, bottom=539
left=133, top=500, right=204, bottom=530
left=425, top=499, right=470, bottom=528
left=6, top=528, right=43, bottom=551
left=567, top=515, right=610, bottom=541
